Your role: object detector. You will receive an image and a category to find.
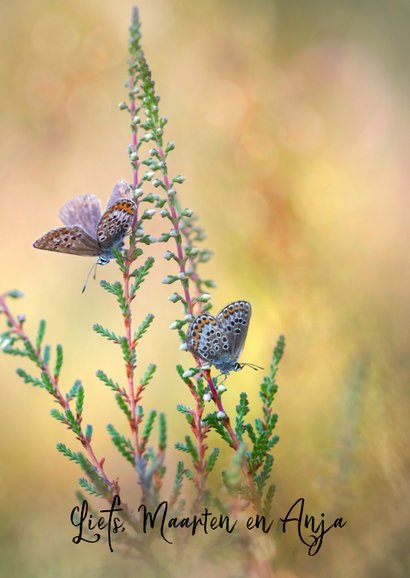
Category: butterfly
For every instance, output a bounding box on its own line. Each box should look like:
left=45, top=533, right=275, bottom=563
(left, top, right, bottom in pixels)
left=33, top=180, right=135, bottom=264
left=187, top=300, right=260, bottom=377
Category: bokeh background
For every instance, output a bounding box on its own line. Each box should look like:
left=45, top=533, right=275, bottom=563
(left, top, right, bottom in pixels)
left=1, top=0, right=409, bottom=576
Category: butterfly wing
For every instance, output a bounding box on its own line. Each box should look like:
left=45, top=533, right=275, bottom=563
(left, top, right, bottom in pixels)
left=96, top=199, right=136, bottom=251
left=33, top=226, right=101, bottom=256
left=187, top=314, right=221, bottom=363
left=105, top=180, right=132, bottom=210
left=216, top=301, right=251, bottom=365
left=59, top=194, right=101, bottom=238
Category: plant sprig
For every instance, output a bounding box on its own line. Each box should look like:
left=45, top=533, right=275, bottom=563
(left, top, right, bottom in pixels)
left=0, top=8, right=285, bottom=576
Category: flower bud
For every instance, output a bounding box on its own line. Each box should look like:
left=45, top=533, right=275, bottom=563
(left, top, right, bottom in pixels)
left=162, top=275, right=176, bottom=284
left=164, top=250, right=174, bottom=261
left=183, top=368, right=195, bottom=378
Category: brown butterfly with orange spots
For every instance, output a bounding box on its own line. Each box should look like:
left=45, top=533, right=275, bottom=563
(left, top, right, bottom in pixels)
left=33, top=180, right=135, bottom=265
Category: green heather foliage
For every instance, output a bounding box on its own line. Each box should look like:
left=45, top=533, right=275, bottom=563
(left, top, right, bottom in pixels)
left=0, top=6, right=284, bottom=565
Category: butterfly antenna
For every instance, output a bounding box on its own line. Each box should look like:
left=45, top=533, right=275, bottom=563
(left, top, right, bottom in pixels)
left=81, top=261, right=98, bottom=294
left=246, top=363, right=264, bottom=371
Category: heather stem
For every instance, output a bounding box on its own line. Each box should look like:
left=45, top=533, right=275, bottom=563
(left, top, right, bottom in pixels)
left=0, top=294, right=109, bottom=487
left=159, top=154, right=193, bottom=315
left=123, top=269, right=141, bottom=461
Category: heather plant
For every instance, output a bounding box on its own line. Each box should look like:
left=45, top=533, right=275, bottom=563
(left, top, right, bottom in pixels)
left=0, top=7, right=284, bottom=575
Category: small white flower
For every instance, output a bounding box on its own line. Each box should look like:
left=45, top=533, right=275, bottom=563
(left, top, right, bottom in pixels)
left=203, top=393, right=212, bottom=402
left=179, top=343, right=188, bottom=351
left=1, top=338, right=12, bottom=350
left=196, top=293, right=211, bottom=303
left=162, top=275, right=174, bottom=284
left=217, top=411, right=226, bottom=419
left=183, top=369, right=195, bottom=378
left=217, top=385, right=226, bottom=393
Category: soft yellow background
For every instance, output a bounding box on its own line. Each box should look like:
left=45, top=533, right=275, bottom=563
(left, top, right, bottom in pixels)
left=1, top=0, right=409, bottom=576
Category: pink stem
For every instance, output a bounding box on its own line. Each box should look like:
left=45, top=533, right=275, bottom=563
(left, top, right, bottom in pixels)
left=0, top=294, right=110, bottom=484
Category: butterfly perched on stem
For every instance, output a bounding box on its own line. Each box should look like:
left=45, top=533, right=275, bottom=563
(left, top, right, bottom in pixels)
left=187, top=301, right=260, bottom=378
left=33, top=180, right=136, bottom=266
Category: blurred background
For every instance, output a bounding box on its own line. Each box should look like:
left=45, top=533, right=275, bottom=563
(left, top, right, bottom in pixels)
left=0, top=0, right=409, bottom=576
